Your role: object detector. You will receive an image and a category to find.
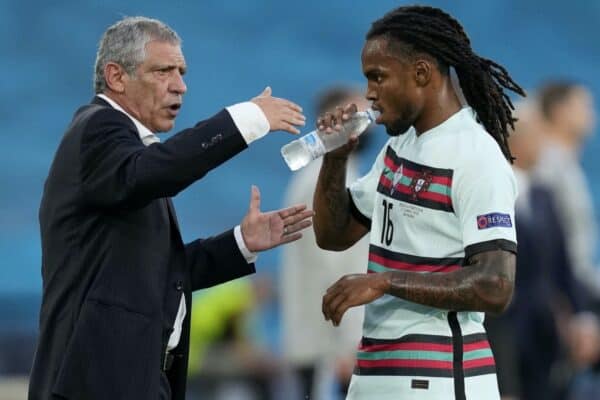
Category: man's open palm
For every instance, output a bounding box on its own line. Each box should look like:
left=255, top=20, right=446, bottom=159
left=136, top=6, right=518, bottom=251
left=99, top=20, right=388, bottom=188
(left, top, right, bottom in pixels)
left=241, top=186, right=314, bottom=252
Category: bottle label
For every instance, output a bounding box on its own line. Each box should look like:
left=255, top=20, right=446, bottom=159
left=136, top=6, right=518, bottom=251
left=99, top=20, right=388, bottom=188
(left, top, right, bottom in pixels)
left=301, top=132, right=326, bottom=160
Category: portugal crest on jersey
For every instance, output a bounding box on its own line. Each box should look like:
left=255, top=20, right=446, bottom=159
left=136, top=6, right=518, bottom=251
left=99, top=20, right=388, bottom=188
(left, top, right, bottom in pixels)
left=409, top=171, right=433, bottom=200
left=377, top=146, right=454, bottom=212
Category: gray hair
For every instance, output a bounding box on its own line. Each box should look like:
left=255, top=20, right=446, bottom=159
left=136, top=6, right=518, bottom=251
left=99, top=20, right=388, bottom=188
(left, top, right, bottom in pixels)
left=94, top=16, right=181, bottom=93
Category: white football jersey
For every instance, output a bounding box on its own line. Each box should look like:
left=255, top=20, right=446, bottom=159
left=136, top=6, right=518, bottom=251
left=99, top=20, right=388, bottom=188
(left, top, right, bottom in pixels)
left=346, top=107, right=517, bottom=400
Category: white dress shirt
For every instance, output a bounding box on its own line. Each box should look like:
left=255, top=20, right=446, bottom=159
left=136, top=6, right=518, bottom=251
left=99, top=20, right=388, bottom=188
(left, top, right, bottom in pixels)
left=96, top=94, right=269, bottom=350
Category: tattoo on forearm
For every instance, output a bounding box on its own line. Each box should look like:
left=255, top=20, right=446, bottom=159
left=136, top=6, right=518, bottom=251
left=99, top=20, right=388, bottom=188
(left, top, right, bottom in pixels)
left=385, top=250, right=515, bottom=313
left=318, top=156, right=350, bottom=231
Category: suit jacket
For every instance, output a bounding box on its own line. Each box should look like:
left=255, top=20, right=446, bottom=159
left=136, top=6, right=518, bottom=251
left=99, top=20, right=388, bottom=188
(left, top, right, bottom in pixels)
left=513, top=185, right=580, bottom=315
left=488, top=184, right=580, bottom=400
left=29, top=96, right=256, bottom=400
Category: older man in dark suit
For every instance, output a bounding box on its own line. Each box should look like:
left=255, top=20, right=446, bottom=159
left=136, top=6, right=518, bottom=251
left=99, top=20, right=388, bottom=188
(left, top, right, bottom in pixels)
left=29, top=16, right=312, bottom=400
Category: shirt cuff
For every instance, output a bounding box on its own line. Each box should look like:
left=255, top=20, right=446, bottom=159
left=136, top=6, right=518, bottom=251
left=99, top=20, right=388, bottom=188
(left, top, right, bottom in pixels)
left=226, top=102, right=270, bottom=145
left=234, top=225, right=258, bottom=264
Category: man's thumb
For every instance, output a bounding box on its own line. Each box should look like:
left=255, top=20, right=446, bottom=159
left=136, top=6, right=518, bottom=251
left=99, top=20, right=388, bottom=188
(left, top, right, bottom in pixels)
left=260, top=86, right=272, bottom=97
left=249, top=185, right=261, bottom=212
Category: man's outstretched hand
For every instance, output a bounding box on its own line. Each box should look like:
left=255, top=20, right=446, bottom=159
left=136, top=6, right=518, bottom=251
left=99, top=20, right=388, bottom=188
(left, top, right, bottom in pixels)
left=251, top=86, right=305, bottom=135
left=241, top=185, right=314, bottom=252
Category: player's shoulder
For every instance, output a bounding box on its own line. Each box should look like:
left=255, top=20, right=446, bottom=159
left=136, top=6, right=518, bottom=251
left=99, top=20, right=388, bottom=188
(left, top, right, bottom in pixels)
left=448, top=108, right=509, bottom=168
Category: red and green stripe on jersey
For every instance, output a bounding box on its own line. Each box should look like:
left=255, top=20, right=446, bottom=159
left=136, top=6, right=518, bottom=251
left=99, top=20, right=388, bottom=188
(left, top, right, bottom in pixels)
left=378, top=146, right=454, bottom=212
left=355, top=333, right=496, bottom=378
left=368, top=244, right=463, bottom=274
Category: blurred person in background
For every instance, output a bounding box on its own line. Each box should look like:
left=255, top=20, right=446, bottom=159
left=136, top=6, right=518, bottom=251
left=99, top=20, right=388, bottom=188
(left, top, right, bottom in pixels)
left=565, top=312, right=600, bottom=400
left=29, top=16, right=313, bottom=400
left=280, top=86, right=374, bottom=399
left=314, top=5, right=525, bottom=399
left=187, top=277, right=280, bottom=400
left=485, top=100, right=581, bottom=400
left=534, top=81, right=599, bottom=306
left=532, top=80, right=600, bottom=400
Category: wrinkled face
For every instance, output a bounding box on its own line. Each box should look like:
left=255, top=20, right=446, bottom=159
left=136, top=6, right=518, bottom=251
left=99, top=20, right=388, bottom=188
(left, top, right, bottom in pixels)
left=362, top=37, right=423, bottom=136
left=122, top=40, right=187, bottom=132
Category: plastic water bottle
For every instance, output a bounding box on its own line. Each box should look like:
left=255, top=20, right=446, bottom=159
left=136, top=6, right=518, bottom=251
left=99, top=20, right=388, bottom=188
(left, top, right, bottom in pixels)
left=281, top=109, right=377, bottom=171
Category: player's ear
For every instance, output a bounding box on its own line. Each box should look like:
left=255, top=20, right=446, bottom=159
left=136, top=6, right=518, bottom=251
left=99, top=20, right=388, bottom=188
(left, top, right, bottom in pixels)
left=414, top=59, right=432, bottom=87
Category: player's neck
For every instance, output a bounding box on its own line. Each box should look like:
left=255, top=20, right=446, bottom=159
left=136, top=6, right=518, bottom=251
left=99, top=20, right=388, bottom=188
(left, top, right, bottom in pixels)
left=414, top=82, right=462, bottom=136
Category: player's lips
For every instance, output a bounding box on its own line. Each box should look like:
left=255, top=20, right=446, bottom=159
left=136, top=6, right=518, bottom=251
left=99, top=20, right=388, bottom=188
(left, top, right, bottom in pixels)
left=372, top=104, right=383, bottom=123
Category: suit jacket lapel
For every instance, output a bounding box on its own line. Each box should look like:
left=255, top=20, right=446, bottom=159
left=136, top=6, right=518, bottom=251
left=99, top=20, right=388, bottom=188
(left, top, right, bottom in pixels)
left=94, top=95, right=182, bottom=237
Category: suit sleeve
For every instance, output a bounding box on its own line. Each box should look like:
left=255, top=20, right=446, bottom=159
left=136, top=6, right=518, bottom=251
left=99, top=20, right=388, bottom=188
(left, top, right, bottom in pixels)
left=185, top=229, right=256, bottom=291
left=79, top=107, right=247, bottom=209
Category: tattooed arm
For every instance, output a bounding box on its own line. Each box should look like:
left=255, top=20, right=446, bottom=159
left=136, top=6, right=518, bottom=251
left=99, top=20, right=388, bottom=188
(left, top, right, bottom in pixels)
left=384, top=250, right=515, bottom=312
left=313, top=154, right=369, bottom=250
left=313, top=104, right=370, bottom=251
left=322, top=249, right=515, bottom=325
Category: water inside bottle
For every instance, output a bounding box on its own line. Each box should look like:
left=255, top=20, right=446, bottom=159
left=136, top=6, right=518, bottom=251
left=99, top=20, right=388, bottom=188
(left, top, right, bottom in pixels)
left=319, top=115, right=372, bottom=151
left=281, top=109, right=377, bottom=171
left=281, top=139, right=312, bottom=171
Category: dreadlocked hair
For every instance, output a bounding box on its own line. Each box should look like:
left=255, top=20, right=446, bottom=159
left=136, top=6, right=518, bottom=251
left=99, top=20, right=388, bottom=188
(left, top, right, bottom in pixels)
left=367, top=5, right=525, bottom=161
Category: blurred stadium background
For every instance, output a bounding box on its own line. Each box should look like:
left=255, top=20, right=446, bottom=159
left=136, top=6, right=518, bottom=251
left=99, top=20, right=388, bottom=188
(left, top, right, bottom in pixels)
left=1, top=0, right=599, bottom=398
